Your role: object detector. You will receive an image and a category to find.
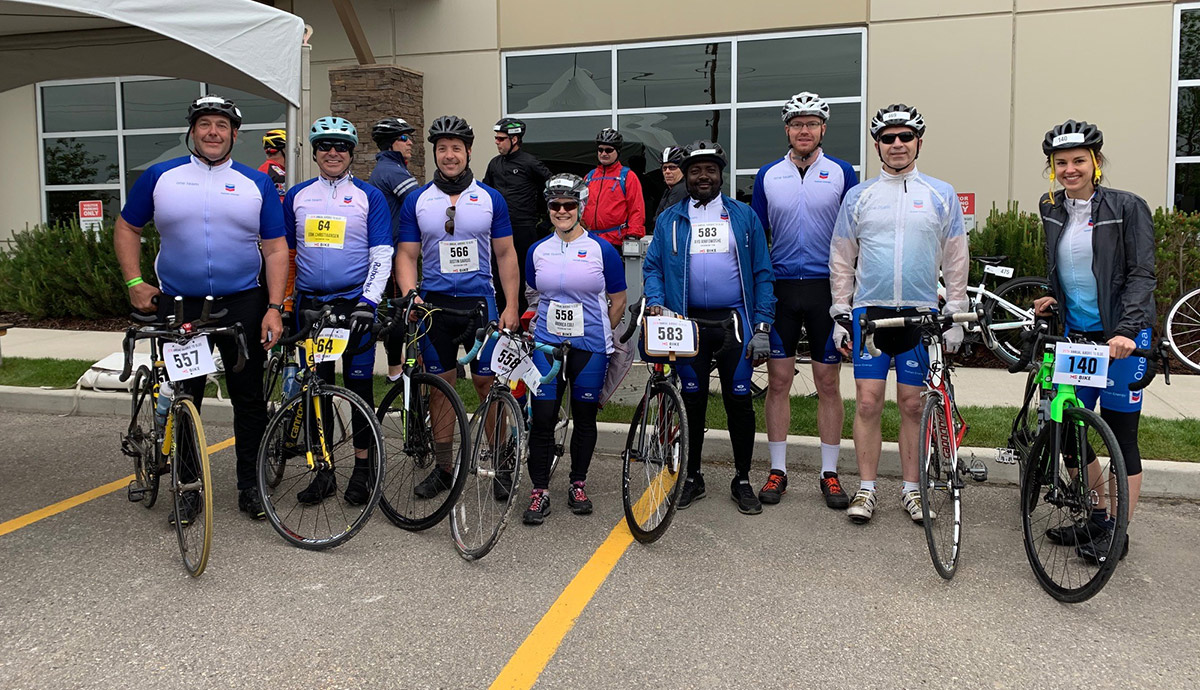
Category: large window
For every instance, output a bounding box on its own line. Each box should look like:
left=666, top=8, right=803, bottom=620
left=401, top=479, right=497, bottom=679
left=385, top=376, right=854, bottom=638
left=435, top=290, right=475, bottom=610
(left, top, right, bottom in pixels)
left=503, top=29, right=866, bottom=229
left=37, top=77, right=284, bottom=226
left=1173, top=4, right=1200, bottom=210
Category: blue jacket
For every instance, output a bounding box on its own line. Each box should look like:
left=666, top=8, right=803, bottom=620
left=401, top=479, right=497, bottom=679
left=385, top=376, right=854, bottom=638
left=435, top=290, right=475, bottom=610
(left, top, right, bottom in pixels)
left=644, top=194, right=776, bottom=326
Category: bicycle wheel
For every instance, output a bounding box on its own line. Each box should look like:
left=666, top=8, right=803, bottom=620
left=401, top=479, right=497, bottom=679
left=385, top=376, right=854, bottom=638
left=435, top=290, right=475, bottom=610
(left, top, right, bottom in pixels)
left=1166, top=287, right=1200, bottom=373
left=918, top=394, right=961, bottom=579
left=261, top=352, right=288, bottom=489
left=169, top=399, right=213, bottom=577
left=257, top=385, right=385, bottom=550
left=622, top=382, right=688, bottom=544
left=982, top=276, right=1052, bottom=367
left=550, top=382, right=571, bottom=480
left=451, top=392, right=524, bottom=560
left=376, top=372, right=469, bottom=531
left=125, top=366, right=160, bottom=509
left=1020, top=406, right=1129, bottom=603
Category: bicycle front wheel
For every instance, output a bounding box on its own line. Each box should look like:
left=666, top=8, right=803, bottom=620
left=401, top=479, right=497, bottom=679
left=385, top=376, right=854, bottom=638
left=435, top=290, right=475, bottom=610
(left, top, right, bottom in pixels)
left=451, top=392, right=524, bottom=560
left=257, top=385, right=385, bottom=550
left=1166, top=287, right=1200, bottom=373
left=983, top=276, right=1052, bottom=367
left=126, top=366, right=160, bottom=509
left=170, top=399, right=213, bottom=577
left=376, top=372, right=469, bottom=531
left=1021, top=406, right=1129, bottom=603
left=622, top=382, right=688, bottom=544
left=918, top=393, right=961, bottom=580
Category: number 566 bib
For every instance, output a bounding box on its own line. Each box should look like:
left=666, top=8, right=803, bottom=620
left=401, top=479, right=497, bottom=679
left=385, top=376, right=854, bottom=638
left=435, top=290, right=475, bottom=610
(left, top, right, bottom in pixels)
left=440, top=240, right=478, bottom=273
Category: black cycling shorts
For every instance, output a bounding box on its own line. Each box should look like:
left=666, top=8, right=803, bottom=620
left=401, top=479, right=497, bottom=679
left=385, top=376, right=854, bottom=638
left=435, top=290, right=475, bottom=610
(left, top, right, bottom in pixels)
left=768, top=279, right=840, bottom=363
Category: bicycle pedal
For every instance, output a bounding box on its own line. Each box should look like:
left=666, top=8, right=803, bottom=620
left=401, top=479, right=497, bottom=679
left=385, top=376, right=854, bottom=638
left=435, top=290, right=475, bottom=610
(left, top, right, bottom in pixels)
left=967, top=455, right=988, bottom=482
left=995, top=448, right=1019, bottom=465
left=127, top=482, right=146, bottom=502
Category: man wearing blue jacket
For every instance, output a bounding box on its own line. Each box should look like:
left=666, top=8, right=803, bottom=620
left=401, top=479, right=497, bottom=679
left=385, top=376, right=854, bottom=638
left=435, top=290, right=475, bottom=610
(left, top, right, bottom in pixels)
left=644, top=140, right=776, bottom=515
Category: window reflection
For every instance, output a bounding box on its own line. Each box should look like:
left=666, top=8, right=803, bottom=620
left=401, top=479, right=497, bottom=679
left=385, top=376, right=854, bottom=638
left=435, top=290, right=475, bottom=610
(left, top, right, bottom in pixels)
left=618, top=42, right=730, bottom=108
left=42, top=83, right=117, bottom=132
left=507, top=52, right=612, bottom=114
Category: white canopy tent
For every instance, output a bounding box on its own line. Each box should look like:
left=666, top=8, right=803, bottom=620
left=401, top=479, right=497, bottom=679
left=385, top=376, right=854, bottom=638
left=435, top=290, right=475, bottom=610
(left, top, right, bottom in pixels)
left=0, top=0, right=306, bottom=186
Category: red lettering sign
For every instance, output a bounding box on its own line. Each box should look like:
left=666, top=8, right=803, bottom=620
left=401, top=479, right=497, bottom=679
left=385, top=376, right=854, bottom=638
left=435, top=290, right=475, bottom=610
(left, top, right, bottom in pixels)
left=957, top=193, right=975, bottom=215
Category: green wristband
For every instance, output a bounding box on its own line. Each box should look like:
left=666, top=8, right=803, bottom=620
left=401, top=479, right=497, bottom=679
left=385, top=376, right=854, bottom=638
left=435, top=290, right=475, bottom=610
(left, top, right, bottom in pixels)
left=126, top=277, right=144, bottom=288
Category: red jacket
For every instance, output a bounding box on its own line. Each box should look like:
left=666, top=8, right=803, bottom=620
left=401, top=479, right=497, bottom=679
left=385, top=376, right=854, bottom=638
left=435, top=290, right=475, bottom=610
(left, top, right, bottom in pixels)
left=583, top=162, right=645, bottom=248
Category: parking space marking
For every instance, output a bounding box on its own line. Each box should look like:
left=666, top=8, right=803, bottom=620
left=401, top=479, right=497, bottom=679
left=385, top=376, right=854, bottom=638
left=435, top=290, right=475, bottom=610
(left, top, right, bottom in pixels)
left=0, top=435, right=235, bottom=538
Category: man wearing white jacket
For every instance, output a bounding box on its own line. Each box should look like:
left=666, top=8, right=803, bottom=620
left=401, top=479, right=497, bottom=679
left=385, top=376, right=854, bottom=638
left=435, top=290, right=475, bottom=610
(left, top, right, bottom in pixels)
left=828, top=104, right=969, bottom=525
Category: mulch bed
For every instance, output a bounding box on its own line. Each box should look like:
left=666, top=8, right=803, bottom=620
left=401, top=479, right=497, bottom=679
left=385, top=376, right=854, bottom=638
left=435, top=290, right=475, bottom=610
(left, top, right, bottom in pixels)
left=0, top=311, right=129, bottom=332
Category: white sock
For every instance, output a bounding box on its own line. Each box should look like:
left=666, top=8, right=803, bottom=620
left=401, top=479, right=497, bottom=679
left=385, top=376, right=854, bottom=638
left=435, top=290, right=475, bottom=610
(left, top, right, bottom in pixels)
left=768, top=441, right=787, bottom=473
left=387, top=372, right=403, bottom=382
left=820, top=443, right=840, bottom=475
left=860, top=479, right=876, bottom=492
left=902, top=481, right=919, bottom=494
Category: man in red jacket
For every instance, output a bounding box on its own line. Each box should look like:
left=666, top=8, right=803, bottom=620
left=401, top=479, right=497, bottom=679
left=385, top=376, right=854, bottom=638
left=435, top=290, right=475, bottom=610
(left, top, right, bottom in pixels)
left=583, top=128, right=645, bottom=250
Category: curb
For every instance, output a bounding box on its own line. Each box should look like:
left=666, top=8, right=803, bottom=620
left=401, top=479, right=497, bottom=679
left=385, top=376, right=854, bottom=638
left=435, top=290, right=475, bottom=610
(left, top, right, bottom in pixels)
left=4, top=385, right=1197, bottom=501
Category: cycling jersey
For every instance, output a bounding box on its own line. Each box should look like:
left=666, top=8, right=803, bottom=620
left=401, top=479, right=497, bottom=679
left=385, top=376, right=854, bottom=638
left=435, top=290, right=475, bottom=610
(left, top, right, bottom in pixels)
left=829, top=168, right=969, bottom=316
left=583, top=162, right=645, bottom=248
left=526, top=231, right=626, bottom=354
left=258, top=159, right=286, bottom=200
left=1057, top=196, right=1103, bottom=332
left=396, top=180, right=513, bottom=297
left=686, top=199, right=743, bottom=310
left=483, top=149, right=552, bottom=229
left=121, top=155, right=285, bottom=297
left=283, top=173, right=393, bottom=305
left=368, top=150, right=419, bottom=244
left=751, top=149, right=857, bottom=280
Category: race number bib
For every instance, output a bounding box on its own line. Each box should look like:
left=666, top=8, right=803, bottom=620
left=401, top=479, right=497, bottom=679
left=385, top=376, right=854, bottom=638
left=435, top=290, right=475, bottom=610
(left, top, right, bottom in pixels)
left=309, top=327, right=350, bottom=364
left=490, top=335, right=535, bottom=383
left=305, top=214, right=347, bottom=249
left=1052, top=342, right=1110, bottom=389
left=645, top=316, right=696, bottom=353
left=439, top=240, right=478, bottom=274
left=690, top=221, right=730, bottom=254
left=548, top=301, right=584, bottom=337
left=163, top=335, right=217, bottom=382
left=983, top=264, right=1015, bottom=279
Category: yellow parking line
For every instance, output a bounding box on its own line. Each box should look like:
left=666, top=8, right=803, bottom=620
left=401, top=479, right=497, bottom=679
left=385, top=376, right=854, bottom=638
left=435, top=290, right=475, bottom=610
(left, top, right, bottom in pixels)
left=0, top=436, right=235, bottom=538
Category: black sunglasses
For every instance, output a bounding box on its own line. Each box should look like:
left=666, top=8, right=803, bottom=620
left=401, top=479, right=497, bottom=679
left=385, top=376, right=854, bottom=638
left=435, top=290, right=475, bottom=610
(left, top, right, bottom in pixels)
left=316, top=141, right=354, bottom=152
left=878, top=131, right=917, bottom=145
left=444, top=205, right=456, bottom=235
left=548, top=201, right=579, bottom=212
left=597, top=146, right=617, bottom=154
left=398, top=134, right=410, bottom=142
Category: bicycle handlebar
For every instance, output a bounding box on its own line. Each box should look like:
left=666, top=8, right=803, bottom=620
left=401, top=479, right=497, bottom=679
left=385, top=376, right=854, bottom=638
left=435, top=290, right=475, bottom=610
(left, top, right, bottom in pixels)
left=858, top=309, right=980, bottom=359
left=1006, top=314, right=1169, bottom=390
left=119, top=320, right=248, bottom=382
left=457, top=321, right=567, bottom=384
left=617, top=296, right=743, bottom=355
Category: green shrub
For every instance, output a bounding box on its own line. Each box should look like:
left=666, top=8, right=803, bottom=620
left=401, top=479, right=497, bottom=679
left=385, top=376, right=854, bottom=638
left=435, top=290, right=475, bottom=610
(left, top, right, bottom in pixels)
left=1153, top=208, right=1200, bottom=324
left=967, top=202, right=1047, bottom=284
left=0, top=221, right=159, bottom=319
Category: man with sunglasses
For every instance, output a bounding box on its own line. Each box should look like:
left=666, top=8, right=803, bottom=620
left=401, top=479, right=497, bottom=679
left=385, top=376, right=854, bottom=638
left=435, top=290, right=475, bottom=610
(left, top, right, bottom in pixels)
left=584, top=128, right=645, bottom=251
left=653, top=145, right=688, bottom=224
left=751, top=92, right=858, bottom=510
left=829, top=103, right=969, bottom=525
left=485, top=117, right=553, bottom=313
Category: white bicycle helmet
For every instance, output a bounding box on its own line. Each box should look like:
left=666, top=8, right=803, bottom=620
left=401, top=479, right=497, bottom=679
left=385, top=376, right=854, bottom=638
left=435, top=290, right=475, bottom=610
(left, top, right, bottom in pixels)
left=781, top=92, right=830, bottom=123
left=869, top=103, right=926, bottom=140
left=544, top=173, right=589, bottom=214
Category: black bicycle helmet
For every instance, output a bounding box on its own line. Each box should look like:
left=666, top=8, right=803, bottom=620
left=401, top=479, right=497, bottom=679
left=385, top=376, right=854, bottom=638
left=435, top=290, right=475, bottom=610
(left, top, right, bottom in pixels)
left=372, top=117, right=415, bottom=148
left=869, top=103, right=925, bottom=140
left=596, top=128, right=623, bottom=147
left=681, top=139, right=727, bottom=171
left=661, top=145, right=685, bottom=167
left=543, top=173, right=589, bottom=214
left=494, top=117, right=526, bottom=137
left=186, top=95, right=242, bottom=129
left=1042, top=120, right=1103, bottom=156
left=428, top=115, right=474, bottom=146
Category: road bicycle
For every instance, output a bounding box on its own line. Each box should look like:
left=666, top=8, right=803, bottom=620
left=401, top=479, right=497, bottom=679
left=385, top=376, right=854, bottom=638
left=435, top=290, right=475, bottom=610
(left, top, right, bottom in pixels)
left=119, top=296, right=249, bottom=577
left=1165, top=286, right=1200, bottom=373
left=1001, top=311, right=1167, bottom=602
left=940, top=256, right=1051, bottom=367
left=858, top=307, right=991, bottom=580
left=256, top=305, right=386, bottom=550
left=617, top=298, right=741, bottom=544
left=456, top=324, right=563, bottom=560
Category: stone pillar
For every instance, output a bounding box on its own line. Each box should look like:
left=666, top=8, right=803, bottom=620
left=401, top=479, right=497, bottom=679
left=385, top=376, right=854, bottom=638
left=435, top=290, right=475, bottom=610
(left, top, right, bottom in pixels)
left=328, top=64, right=425, bottom=183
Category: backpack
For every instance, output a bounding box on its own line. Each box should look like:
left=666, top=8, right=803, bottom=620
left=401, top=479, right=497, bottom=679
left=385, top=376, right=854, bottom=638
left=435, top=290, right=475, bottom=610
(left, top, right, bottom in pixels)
left=585, top=166, right=630, bottom=196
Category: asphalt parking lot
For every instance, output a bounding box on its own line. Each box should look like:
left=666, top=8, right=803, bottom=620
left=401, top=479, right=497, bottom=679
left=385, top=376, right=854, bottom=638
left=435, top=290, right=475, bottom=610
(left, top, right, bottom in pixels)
left=2, top=409, right=1199, bottom=689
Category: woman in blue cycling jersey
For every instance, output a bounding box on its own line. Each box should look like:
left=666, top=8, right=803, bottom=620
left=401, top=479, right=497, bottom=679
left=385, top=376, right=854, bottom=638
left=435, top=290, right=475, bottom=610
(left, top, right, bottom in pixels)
left=1032, top=119, right=1156, bottom=564
left=522, top=173, right=627, bottom=525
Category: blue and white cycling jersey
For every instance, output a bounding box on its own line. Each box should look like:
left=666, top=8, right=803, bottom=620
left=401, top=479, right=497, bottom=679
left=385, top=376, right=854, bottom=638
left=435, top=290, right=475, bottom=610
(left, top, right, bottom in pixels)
left=829, top=168, right=970, bottom=316
left=120, top=155, right=285, bottom=297
left=1057, top=196, right=1104, bottom=333
left=527, top=231, right=626, bottom=354
left=284, top=174, right=393, bottom=305
left=751, top=150, right=857, bottom=280
left=396, top=180, right=513, bottom=297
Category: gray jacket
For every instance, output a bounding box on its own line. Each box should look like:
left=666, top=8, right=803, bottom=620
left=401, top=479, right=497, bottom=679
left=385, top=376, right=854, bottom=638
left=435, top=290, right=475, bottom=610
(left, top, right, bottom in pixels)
left=1038, top=185, right=1156, bottom=339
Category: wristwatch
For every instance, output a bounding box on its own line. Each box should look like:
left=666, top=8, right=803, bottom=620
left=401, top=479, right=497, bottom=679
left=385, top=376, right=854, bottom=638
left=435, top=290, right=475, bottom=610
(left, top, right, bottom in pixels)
left=754, top=323, right=771, bottom=335
left=267, top=303, right=286, bottom=314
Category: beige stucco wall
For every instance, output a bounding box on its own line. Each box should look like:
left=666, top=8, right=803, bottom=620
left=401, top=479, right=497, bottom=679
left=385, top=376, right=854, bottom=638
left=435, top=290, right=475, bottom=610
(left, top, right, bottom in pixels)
left=0, top=85, right=41, bottom=243
left=870, top=0, right=1013, bottom=22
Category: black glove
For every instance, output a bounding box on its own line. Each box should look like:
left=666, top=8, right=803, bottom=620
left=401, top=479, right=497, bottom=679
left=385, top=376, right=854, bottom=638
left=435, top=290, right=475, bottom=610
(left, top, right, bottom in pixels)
left=348, top=301, right=376, bottom=342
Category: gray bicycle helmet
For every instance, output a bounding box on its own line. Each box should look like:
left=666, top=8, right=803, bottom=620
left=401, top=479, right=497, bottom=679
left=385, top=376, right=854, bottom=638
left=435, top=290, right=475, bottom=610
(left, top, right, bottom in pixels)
left=869, top=103, right=926, bottom=140
left=544, top=173, right=589, bottom=214
left=596, top=128, right=623, bottom=147
left=186, top=95, right=242, bottom=129
left=681, top=139, right=727, bottom=171
left=1042, top=120, right=1103, bottom=156
left=428, top=115, right=474, bottom=146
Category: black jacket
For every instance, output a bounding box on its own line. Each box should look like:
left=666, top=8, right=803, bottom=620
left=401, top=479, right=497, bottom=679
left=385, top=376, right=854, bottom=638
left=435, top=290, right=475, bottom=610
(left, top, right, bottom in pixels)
left=483, top=148, right=553, bottom=230
left=1038, top=185, right=1156, bottom=339
left=654, top=183, right=688, bottom=226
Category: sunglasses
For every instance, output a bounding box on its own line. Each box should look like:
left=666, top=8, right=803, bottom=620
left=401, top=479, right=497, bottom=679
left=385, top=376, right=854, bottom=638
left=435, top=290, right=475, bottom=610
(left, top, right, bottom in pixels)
left=398, top=134, right=411, bottom=142
left=597, top=146, right=617, bottom=154
left=548, top=201, right=579, bottom=212
left=316, top=141, right=354, bottom=153
left=444, top=205, right=456, bottom=235
left=878, top=131, right=917, bottom=145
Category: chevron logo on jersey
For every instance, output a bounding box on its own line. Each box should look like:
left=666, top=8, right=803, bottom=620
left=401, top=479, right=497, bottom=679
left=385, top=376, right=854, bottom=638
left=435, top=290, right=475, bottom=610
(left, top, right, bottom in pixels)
left=577, top=250, right=587, bottom=258
left=224, top=183, right=236, bottom=192
left=819, top=170, right=829, bottom=179
left=720, top=210, right=729, bottom=221
left=343, top=195, right=353, bottom=204
left=1130, top=389, right=1142, bottom=404
left=913, top=199, right=924, bottom=209
left=468, top=193, right=479, bottom=202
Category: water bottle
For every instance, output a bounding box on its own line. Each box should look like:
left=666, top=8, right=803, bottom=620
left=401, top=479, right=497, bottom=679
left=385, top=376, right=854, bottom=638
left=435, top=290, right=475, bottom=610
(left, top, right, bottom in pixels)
left=282, top=362, right=300, bottom=400
left=155, top=380, right=174, bottom=429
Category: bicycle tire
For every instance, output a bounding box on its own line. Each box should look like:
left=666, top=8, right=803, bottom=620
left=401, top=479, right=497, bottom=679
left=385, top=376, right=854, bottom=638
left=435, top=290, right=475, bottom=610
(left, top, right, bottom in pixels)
left=918, top=393, right=961, bottom=580
left=622, top=381, right=689, bottom=544
left=1166, top=286, right=1200, bottom=374
left=264, top=350, right=284, bottom=416
left=257, top=385, right=386, bottom=551
left=550, top=381, right=571, bottom=480
left=451, top=392, right=524, bottom=560
left=1020, top=406, right=1129, bottom=603
left=127, top=366, right=160, bottom=509
left=376, top=372, right=470, bottom=531
left=170, top=399, right=213, bottom=577
left=982, top=276, right=1052, bottom=367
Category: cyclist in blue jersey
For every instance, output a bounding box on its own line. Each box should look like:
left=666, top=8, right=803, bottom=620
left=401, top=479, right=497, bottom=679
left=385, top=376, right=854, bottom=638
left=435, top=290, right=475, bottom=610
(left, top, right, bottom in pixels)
left=521, top=173, right=627, bottom=524
left=282, top=116, right=394, bottom=506
left=1032, top=120, right=1156, bottom=564
left=751, top=92, right=858, bottom=509
left=644, top=140, right=776, bottom=516
left=394, top=115, right=522, bottom=499
left=829, top=104, right=970, bottom=525
left=114, top=95, right=288, bottom=522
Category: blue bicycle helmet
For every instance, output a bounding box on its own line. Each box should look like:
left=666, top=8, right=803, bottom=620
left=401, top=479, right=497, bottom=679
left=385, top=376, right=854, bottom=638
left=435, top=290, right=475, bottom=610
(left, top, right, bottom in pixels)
left=309, top=116, right=359, bottom=146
